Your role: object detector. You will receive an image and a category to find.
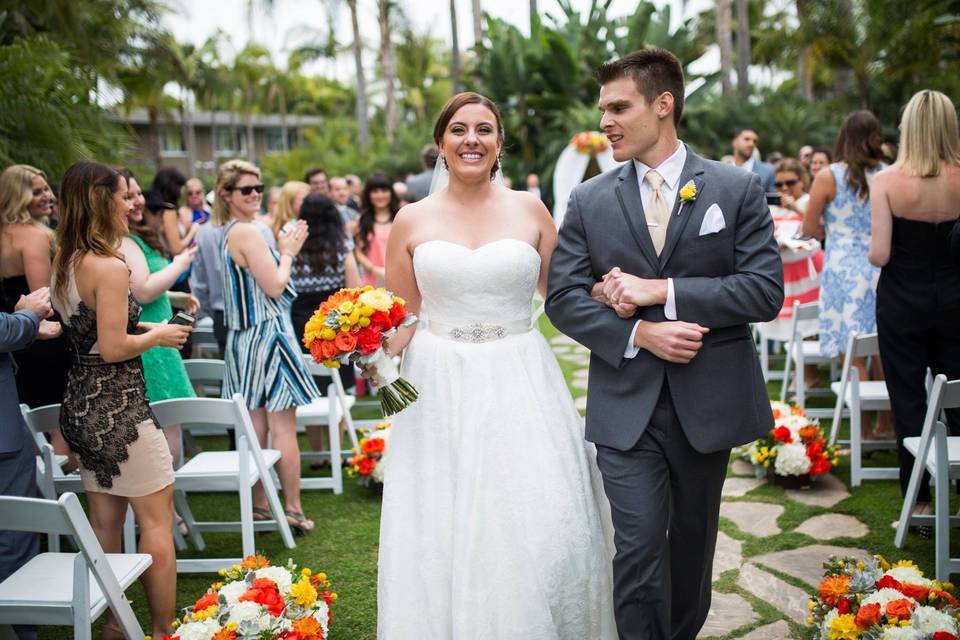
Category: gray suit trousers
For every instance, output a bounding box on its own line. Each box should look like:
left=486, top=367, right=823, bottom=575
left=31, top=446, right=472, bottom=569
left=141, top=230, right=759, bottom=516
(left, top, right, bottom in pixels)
left=596, top=382, right=729, bottom=640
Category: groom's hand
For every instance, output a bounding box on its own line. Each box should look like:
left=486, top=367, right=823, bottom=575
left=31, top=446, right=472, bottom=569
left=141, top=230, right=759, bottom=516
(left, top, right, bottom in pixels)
left=634, top=321, right=709, bottom=364
left=591, top=279, right=637, bottom=318
left=602, top=268, right=667, bottom=308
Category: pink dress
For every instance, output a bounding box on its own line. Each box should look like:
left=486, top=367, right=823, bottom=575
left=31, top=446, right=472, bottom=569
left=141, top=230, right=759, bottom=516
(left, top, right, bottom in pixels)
left=361, top=224, right=391, bottom=287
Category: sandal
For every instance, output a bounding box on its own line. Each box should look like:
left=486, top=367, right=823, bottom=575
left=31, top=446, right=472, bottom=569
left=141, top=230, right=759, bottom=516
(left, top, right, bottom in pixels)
left=285, top=509, right=315, bottom=535
left=252, top=506, right=274, bottom=522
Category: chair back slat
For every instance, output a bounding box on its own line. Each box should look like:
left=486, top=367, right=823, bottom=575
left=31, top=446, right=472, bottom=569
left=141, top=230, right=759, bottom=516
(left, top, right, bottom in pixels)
left=301, top=354, right=334, bottom=379
left=150, top=397, right=237, bottom=430
left=851, top=333, right=880, bottom=357
left=0, top=494, right=74, bottom=535
left=941, top=378, right=960, bottom=411
left=182, top=359, right=226, bottom=384
left=793, top=301, right=819, bottom=323
left=21, top=403, right=61, bottom=435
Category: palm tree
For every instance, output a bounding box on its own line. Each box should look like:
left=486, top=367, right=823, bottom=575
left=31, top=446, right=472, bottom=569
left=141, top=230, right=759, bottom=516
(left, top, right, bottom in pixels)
left=451, top=0, right=462, bottom=93
left=347, top=0, right=370, bottom=149
left=715, top=0, right=734, bottom=99
left=472, top=0, right=484, bottom=44
left=378, top=0, right=399, bottom=143
left=734, top=0, right=750, bottom=99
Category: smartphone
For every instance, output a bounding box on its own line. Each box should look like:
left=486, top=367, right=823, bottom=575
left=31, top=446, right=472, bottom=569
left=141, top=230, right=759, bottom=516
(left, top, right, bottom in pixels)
left=766, top=193, right=782, bottom=206
left=170, top=311, right=196, bottom=326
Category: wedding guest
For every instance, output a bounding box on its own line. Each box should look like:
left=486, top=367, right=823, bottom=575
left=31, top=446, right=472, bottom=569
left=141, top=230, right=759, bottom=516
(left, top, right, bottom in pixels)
left=215, top=159, right=320, bottom=534
left=774, top=158, right=811, bottom=215
left=731, top=127, right=776, bottom=193
left=345, top=174, right=362, bottom=210
left=804, top=110, right=889, bottom=438
left=265, top=181, right=310, bottom=241
left=152, top=167, right=197, bottom=254
left=766, top=150, right=784, bottom=166
left=810, top=148, right=832, bottom=176
left=329, top=176, right=360, bottom=236
left=0, top=164, right=73, bottom=465
left=870, top=90, right=960, bottom=515
left=355, top=172, right=399, bottom=287
left=179, top=177, right=211, bottom=226
left=118, top=167, right=198, bottom=467
left=526, top=173, right=541, bottom=200
left=305, top=167, right=329, bottom=195
left=406, top=144, right=439, bottom=201
left=289, top=193, right=361, bottom=462
left=798, top=145, right=814, bottom=172
left=266, top=186, right=282, bottom=218
left=51, top=161, right=190, bottom=639
left=0, top=287, right=61, bottom=640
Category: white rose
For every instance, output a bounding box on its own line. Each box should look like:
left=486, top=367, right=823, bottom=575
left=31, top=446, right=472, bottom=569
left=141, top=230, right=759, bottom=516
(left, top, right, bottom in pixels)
left=254, top=566, right=293, bottom=594
left=862, top=588, right=917, bottom=609
left=911, top=606, right=958, bottom=634
left=174, top=619, right=221, bottom=640
left=880, top=627, right=922, bottom=640
left=219, top=580, right=248, bottom=605
left=884, top=566, right=933, bottom=587
left=226, top=600, right=263, bottom=624
left=783, top=414, right=810, bottom=434
left=774, top=441, right=811, bottom=476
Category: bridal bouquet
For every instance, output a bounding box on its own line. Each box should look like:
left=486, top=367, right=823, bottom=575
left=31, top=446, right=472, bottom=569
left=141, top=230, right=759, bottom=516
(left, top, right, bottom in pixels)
left=810, top=554, right=960, bottom=639
left=737, top=401, right=839, bottom=479
left=571, top=131, right=609, bottom=154
left=303, top=286, right=418, bottom=416
left=348, top=419, right=392, bottom=487
left=158, top=555, right=337, bottom=640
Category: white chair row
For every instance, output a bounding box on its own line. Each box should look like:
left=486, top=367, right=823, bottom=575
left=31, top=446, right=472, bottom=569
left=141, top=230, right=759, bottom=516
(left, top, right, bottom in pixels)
left=895, top=375, right=960, bottom=581
left=0, top=493, right=151, bottom=639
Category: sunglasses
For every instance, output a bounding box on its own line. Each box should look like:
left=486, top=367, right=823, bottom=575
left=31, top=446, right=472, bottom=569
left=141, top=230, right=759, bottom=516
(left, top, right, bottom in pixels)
left=231, top=184, right=265, bottom=196
left=774, top=179, right=799, bottom=189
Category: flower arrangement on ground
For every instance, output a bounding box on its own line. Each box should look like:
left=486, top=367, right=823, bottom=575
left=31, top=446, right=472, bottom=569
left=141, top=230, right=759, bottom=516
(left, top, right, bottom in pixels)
left=157, top=555, right=337, bottom=640
left=737, top=401, right=840, bottom=479
left=303, top=285, right=418, bottom=415
left=349, top=419, right=391, bottom=486
left=571, top=131, right=609, bottom=154
left=810, top=554, right=960, bottom=640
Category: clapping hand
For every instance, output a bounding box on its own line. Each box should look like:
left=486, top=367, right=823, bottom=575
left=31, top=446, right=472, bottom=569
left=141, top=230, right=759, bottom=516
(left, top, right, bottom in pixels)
left=279, top=220, right=308, bottom=257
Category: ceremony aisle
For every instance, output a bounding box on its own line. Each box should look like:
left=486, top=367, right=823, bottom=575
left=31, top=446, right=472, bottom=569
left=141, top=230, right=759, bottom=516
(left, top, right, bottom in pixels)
left=52, top=319, right=953, bottom=639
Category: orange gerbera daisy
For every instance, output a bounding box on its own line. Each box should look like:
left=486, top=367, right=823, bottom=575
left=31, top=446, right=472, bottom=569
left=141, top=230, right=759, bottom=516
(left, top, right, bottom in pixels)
left=818, top=575, right=850, bottom=607
left=291, top=616, right=324, bottom=639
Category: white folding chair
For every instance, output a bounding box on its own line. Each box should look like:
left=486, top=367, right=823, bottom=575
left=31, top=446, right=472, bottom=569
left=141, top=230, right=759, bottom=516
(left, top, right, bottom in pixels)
left=778, top=301, right=837, bottom=418
left=754, top=322, right=785, bottom=383
left=0, top=493, right=151, bottom=640
left=20, top=404, right=144, bottom=554
left=295, top=355, right=359, bottom=493
left=190, top=317, right=220, bottom=358
left=151, top=394, right=296, bottom=573
left=827, top=332, right=897, bottom=486
left=894, top=375, right=960, bottom=580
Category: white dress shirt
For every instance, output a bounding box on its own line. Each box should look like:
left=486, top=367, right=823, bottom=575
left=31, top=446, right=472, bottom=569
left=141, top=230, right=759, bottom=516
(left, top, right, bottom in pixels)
left=623, top=142, right=684, bottom=358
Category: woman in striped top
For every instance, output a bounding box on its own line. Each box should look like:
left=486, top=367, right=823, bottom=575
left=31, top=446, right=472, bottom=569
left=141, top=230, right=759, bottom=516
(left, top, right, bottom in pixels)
left=214, top=159, right=320, bottom=534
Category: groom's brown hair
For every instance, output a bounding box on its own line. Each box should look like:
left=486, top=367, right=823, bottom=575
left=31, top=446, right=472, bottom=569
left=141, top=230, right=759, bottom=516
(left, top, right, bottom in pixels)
left=596, top=48, right=685, bottom=127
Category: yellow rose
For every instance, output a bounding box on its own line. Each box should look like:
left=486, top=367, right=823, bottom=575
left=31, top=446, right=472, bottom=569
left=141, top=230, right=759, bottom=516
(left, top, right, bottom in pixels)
left=337, top=301, right=354, bottom=314
left=358, top=289, right=394, bottom=312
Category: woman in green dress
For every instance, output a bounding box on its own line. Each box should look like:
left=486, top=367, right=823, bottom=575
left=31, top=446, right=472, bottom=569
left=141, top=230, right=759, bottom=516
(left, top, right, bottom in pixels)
left=118, top=168, right=199, bottom=466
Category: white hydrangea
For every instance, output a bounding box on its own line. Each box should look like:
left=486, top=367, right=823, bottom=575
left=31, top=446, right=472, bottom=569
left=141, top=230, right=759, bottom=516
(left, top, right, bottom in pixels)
left=218, top=580, right=248, bottom=605
left=820, top=608, right=837, bottom=639
left=174, top=619, right=221, bottom=640
left=862, top=588, right=917, bottom=608
left=782, top=414, right=811, bottom=434
left=255, top=566, right=293, bottom=594
left=313, top=601, right=330, bottom=637
left=885, top=566, right=933, bottom=587
left=770, top=401, right=792, bottom=418
left=774, top=441, right=811, bottom=476
left=880, top=626, right=922, bottom=640
left=911, top=606, right=958, bottom=634
left=226, top=600, right=264, bottom=624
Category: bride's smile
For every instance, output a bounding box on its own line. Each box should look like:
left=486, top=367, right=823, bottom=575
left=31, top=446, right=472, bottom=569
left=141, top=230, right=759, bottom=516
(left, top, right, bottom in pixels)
left=439, top=102, right=502, bottom=180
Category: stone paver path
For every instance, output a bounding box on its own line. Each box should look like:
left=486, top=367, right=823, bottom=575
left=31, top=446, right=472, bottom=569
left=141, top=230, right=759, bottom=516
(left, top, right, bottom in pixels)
left=737, top=563, right=811, bottom=625
left=721, top=477, right=764, bottom=497
left=795, top=513, right=868, bottom=539
left=738, top=620, right=792, bottom=639
left=713, top=531, right=744, bottom=580
left=784, top=473, right=850, bottom=508
left=753, top=544, right=869, bottom=589
left=698, top=592, right=758, bottom=638
left=720, top=502, right=784, bottom=537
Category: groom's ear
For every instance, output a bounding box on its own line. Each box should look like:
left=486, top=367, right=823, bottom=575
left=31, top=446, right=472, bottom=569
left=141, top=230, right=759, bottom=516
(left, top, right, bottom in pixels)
left=655, top=91, right=676, bottom=122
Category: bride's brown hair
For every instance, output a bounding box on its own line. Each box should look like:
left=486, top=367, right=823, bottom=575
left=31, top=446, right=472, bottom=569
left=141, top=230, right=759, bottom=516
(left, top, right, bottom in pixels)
left=432, top=92, right=505, bottom=179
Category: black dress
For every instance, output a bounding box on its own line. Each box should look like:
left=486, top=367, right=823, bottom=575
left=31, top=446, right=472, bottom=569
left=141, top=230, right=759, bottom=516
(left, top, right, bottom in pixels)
left=877, top=216, right=960, bottom=502
left=0, top=275, right=71, bottom=407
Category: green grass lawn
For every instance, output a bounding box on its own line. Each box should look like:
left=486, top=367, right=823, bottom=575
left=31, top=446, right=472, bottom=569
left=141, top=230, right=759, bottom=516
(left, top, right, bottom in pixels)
left=39, top=321, right=956, bottom=638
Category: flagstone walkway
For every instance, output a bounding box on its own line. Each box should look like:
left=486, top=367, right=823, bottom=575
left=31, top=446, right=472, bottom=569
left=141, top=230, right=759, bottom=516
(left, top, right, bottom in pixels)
left=548, top=335, right=874, bottom=639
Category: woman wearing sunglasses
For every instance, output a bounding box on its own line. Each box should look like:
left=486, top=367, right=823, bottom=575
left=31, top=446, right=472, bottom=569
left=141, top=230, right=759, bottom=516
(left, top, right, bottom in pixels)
left=213, top=159, right=320, bottom=534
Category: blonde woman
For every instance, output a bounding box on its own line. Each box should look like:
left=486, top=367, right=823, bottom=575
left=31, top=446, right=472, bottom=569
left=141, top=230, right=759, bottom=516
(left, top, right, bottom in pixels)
left=51, top=161, right=191, bottom=638
left=264, top=180, right=310, bottom=241
left=0, top=165, right=73, bottom=459
left=179, top=177, right=211, bottom=226
left=214, top=160, right=319, bottom=534
left=870, top=90, right=960, bottom=518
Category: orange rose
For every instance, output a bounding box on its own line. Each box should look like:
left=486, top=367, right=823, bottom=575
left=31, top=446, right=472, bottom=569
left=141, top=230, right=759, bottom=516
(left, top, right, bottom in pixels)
left=818, top=575, right=850, bottom=607
left=901, top=583, right=929, bottom=603
left=362, top=437, right=386, bottom=454
left=193, top=591, right=218, bottom=612
left=885, top=598, right=915, bottom=619
left=334, top=332, right=358, bottom=353
left=854, top=602, right=881, bottom=628
left=320, top=340, right=338, bottom=360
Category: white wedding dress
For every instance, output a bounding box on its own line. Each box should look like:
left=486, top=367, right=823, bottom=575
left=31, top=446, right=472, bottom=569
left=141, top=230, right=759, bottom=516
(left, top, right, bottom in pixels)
left=377, top=238, right=617, bottom=639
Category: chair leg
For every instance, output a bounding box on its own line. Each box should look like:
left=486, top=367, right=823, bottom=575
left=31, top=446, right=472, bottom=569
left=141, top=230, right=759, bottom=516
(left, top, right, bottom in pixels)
left=895, top=438, right=931, bottom=549
left=331, top=420, right=343, bottom=496
left=122, top=505, right=136, bottom=553
left=172, top=489, right=205, bottom=552
left=760, top=333, right=770, bottom=382
left=262, top=468, right=296, bottom=549
left=239, top=479, right=255, bottom=559
left=72, top=553, right=92, bottom=640
left=850, top=399, right=862, bottom=488
left=935, top=423, right=951, bottom=582
left=780, top=343, right=792, bottom=403
left=796, top=352, right=806, bottom=410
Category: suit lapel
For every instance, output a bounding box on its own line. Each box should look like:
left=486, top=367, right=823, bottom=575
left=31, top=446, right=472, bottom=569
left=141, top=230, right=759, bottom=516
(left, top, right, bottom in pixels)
left=614, top=162, right=659, bottom=270
left=659, top=147, right=707, bottom=270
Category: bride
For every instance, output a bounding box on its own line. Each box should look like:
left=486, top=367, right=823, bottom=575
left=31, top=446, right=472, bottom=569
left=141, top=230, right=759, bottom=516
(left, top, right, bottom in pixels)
left=377, top=92, right=617, bottom=639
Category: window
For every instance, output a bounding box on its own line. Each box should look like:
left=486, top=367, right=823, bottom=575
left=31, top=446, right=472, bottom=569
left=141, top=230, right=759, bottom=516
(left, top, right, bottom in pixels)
left=159, top=127, right=185, bottom=156
left=264, top=128, right=299, bottom=154
left=216, top=127, right=246, bottom=155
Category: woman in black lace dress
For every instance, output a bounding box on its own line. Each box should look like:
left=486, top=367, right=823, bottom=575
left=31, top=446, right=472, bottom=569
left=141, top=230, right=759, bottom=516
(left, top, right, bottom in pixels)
left=51, top=161, right=192, bottom=639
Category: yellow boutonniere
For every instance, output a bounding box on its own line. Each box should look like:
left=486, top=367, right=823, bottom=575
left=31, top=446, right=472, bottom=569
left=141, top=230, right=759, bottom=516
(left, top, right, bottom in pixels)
left=679, top=180, right=697, bottom=202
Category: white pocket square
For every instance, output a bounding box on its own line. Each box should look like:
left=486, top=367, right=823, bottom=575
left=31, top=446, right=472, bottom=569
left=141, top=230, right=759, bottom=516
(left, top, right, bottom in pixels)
left=698, top=203, right=726, bottom=235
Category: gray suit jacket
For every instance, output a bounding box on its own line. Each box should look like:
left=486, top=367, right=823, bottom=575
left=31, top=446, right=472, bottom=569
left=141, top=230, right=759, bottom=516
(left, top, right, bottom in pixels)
left=546, top=146, right=783, bottom=453
left=406, top=170, right=434, bottom=201
left=0, top=310, right=39, bottom=454
left=752, top=161, right=776, bottom=194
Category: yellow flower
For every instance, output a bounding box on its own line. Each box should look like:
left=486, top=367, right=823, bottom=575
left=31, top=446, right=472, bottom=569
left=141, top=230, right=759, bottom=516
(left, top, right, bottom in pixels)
left=320, top=327, right=337, bottom=341
left=359, top=305, right=375, bottom=317
left=192, top=605, right=218, bottom=622
left=323, top=359, right=341, bottom=368
left=358, top=317, right=371, bottom=328
left=290, top=577, right=318, bottom=608
left=317, top=572, right=327, bottom=582
left=679, top=180, right=697, bottom=202
left=337, top=301, right=354, bottom=315
left=301, top=568, right=312, bottom=577
left=828, top=613, right=860, bottom=640
left=358, top=289, right=393, bottom=312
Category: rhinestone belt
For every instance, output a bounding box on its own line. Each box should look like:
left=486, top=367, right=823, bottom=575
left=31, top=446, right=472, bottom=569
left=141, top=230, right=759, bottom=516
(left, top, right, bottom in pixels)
left=426, top=319, right=532, bottom=343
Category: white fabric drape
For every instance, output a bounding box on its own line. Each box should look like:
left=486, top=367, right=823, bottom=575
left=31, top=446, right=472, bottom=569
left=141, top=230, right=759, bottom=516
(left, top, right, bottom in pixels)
left=552, top=145, right=622, bottom=228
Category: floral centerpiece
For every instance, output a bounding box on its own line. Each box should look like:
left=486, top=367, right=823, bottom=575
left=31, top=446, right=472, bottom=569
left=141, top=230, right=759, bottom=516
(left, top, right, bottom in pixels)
left=736, top=401, right=840, bottom=487
left=349, top=419, right=391, bottom=488
left=303, top=285, right=419, bottom=416
left=810, top=555, right=960, bottom=639
left=571, top=131, right=609, bottom=155
left=156, top=555, right=337, bottom=640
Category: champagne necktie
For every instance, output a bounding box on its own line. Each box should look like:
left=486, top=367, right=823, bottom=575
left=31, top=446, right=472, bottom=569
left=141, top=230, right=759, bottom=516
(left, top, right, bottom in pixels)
left=644, top=170, right=669, bottom=255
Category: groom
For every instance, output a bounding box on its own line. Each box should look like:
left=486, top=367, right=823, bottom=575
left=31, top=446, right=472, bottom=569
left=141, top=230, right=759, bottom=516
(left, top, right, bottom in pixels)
left=546, top=48, right=783, bottom=640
